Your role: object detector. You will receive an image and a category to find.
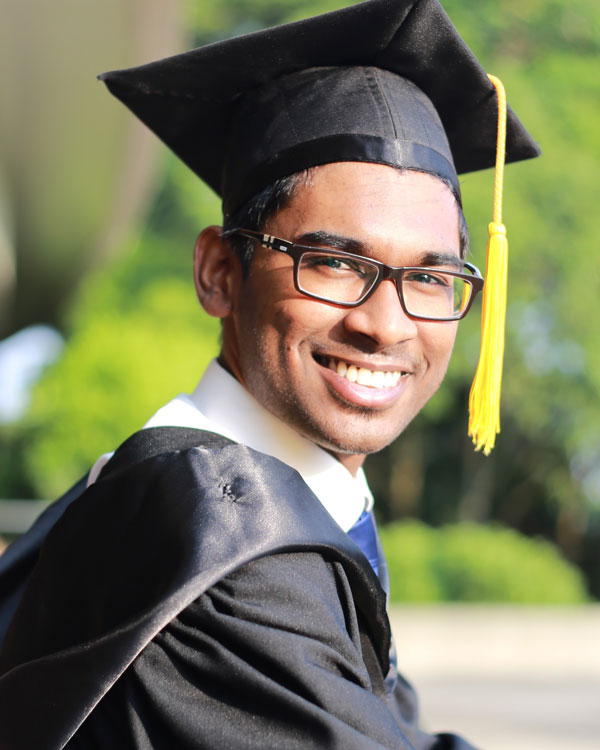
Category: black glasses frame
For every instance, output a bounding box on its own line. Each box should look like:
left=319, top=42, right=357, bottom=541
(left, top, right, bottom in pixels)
left=223, top=228, right=484, bottom=321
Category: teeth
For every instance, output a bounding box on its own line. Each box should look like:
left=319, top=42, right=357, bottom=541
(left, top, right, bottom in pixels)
left=323, top=357, right=405, bottom=389
left=372, top=371, right=385, bottom=388
left=357, top=368, right=373, bottom=386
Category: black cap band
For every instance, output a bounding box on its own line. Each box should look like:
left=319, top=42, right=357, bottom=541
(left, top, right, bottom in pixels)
left=223, top=132, right=460, bottom=218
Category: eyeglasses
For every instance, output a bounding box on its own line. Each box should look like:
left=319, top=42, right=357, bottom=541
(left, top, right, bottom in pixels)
left=224, top=228, right=484, bottom=322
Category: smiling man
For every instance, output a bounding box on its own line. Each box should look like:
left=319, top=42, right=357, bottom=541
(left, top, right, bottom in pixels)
left=201, top=164, right=465, bottom=468
left=0, top=1, right=539, bottom=748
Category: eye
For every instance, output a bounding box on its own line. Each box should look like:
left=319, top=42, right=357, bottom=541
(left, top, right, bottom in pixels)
left=311, top=255, right=346, bottom=269
left=314, top=256, right=344, bottom=269
left=304, top=253, right=368, bottom=276
left=404, top=270, right=450, bottom=287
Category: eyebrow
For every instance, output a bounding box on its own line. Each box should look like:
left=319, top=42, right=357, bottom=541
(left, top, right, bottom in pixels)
left=417, top=251, right=464, bottom=270
left=295, top=231, right=463, bottom=270
left=296, top=230, right=365, bottom=255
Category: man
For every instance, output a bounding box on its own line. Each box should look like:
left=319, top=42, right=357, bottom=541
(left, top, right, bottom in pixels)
left=0, top=0, right=539, bottom=748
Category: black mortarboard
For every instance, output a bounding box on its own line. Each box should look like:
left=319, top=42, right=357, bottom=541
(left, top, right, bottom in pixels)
left=99, top=0, right=540, bottom=218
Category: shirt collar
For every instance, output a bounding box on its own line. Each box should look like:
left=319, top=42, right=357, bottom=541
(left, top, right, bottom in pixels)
left=143, top=359, right=371, bottom=531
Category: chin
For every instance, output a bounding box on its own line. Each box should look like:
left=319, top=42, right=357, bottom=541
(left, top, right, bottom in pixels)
left=328, top=429, right=404, bottom=456
left=300, top=409, right=412, bottom=457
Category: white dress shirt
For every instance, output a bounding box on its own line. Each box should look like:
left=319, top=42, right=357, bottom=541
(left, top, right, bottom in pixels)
left=88, top=359, right=372, bottom=532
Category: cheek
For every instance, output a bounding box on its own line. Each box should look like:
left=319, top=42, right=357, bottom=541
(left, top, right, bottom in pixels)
left=257, top=300, right=345, bottom=383
left=267, top=297, right=342, bottom=345
left=421, top=321, right=458, bottom=368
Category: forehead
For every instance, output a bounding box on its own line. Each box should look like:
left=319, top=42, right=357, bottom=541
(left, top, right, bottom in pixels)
left=267, top=162, right=461, bottom=258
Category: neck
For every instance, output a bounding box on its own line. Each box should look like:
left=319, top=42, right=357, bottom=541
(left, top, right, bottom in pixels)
left=218, top=353, right=366, bottom=477
left=217, top=352, right=245, bottom=387
left=330, top=450, right=366, bottom=477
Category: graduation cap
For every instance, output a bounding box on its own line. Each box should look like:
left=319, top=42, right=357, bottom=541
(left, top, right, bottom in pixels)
left=99, top=0, right=541, bottom=453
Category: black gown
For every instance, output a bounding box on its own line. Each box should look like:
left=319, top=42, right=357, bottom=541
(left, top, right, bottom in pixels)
left=0, top=428, right=476, bottom=750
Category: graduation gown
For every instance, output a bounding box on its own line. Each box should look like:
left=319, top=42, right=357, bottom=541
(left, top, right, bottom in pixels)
left=0, top=428, right=475, bottom=750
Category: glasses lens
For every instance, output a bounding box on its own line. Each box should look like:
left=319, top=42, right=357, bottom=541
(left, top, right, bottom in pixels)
left=297, top=251, right=379, bottom=303
left=402, top=270, right=472, bottom=319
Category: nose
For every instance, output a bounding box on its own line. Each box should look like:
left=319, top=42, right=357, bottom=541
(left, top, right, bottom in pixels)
left=342, top=278, right=418, bottom=348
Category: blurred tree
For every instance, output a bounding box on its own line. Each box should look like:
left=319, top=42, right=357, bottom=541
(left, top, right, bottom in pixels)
left=368, top=0, right=600, bottom=595
left=3, top=0, right=600, bottom=599
left=20, top=159, right=221, bottom=498
left=380, top=520, right=589, bottom=604
left=3, top=0, right=359, bottom=494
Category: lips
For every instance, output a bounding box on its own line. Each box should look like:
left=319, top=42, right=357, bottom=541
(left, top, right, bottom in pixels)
left=326, top=357, right=406, bottom=389
left=314, top=353, right=410, bottom=396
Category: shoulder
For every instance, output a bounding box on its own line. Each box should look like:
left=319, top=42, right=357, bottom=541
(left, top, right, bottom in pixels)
left=86, top=427, right=345, bottom=566
left=0, top=428, right=391, bottom=749
left=2, top=428, right=376, bottom=668
left=72, top=550, right=394, bottom=750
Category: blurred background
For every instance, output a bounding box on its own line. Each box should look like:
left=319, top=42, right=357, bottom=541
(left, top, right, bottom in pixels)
left=1, top=1, right=599, bottom=747
left=2, top=0, right=599, bottom=598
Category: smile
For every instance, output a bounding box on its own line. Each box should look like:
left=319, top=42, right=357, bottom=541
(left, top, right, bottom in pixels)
left=319, top=356, right=408, bottom=390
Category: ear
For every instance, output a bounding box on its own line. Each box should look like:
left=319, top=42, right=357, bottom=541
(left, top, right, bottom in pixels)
left=193, top=226, right=240, bottom=318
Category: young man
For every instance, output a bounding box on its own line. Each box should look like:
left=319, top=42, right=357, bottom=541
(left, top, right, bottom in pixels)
left=0, top=1, right=539, bottom=747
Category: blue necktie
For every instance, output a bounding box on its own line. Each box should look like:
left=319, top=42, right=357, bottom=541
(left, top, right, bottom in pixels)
left=347, top=509, right=380, bottom=578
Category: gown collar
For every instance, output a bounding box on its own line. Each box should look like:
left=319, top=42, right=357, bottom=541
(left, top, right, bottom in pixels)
left=143, top=359, right=372, bottom=531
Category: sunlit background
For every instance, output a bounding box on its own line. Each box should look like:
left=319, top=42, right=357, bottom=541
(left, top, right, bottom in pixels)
left=1, top=1, right=599, bottom=745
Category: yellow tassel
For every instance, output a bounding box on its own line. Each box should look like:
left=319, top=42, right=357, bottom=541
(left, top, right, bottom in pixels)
left=468, top=74, right=508, bottom=455
left=468, top=222, right=507, bottom=454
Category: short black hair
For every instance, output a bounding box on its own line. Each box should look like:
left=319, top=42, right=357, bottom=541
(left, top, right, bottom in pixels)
left=223, top=170, right=310, bottom=275
left=223, top=167, right=469, bottom=276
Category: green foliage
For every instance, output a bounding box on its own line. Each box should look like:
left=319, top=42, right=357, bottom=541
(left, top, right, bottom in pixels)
left=20, top=170, right=222, bottom=499
left=0, top=425, right=38, bottom=498
left=378, top=520, right=444, bottom=602
left=5, top=0, right=600, bottom=598
left=24, top=267, right=219, bottom=498
left=443, top=0, right=599, bottom=59
left=366, top=0, right=600, bottom=595
left=183, top=0, right=350, bottom=41
left=380, top=521, right=589, bottom=604
left=0, top=157, right=219, bottom=499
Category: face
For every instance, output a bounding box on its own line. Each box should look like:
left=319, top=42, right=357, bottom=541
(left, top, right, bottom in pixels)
left=219, top=163, right=461, bottom=472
